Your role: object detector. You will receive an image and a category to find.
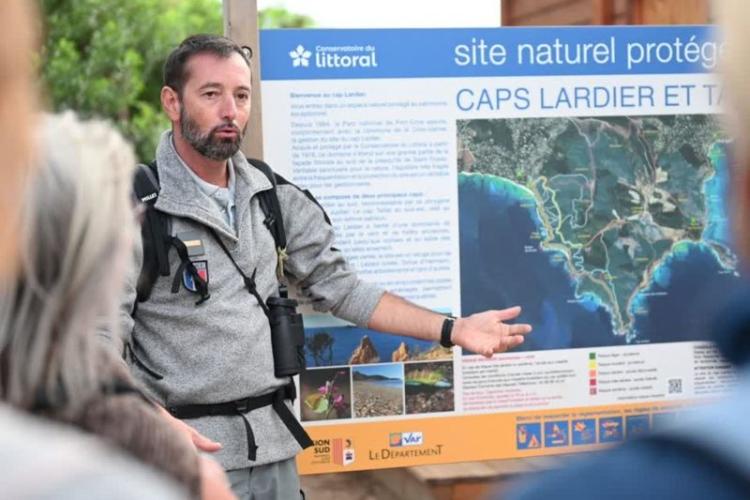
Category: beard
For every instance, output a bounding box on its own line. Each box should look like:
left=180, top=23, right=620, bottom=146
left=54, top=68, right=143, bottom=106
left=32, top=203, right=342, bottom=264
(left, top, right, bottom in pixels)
left=180, top=106, right=246, bottom=161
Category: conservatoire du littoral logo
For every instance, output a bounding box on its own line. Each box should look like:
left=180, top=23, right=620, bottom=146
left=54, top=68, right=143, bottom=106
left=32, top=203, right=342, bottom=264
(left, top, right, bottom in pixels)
left=289, top=44, right=312, bottom=67
left=288, top=44, right=379, bottom=69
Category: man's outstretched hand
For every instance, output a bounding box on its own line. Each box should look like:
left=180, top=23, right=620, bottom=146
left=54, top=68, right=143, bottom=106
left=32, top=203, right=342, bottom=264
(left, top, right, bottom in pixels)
left=367, top=293, right=533, bottom=356
left=157, top=406, right=223, bottom=452
left=451, top=306, right=532, bottom=357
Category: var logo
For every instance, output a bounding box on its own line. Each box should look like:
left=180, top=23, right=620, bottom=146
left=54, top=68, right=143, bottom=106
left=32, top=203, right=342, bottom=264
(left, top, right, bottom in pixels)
left=389, top=432, right=423, bottom=447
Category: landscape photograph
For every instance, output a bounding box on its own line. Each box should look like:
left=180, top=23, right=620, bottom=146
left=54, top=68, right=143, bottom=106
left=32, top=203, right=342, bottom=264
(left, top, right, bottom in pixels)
left=404, top=361, right=455, bottom=414
left=305, top=326, right=452, bottom=366
left=352, top=363, right=404, bottom=418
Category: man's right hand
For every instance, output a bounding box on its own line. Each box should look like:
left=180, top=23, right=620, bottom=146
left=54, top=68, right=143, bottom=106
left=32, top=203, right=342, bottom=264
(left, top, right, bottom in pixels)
left=199, top=456, right=237, bottom=500
left=157, top=406, right=223, bottom=452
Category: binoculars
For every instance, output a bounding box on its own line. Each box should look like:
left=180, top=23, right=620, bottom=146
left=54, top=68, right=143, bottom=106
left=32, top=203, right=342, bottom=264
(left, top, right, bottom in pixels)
left=267, top=295, right=306, bottom=377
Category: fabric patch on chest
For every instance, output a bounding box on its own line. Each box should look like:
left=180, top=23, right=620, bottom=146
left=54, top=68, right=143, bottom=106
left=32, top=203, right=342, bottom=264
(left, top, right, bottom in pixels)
left=176, top=231, right=206, bottom=257
left=183, top=260, right=209, bottom=291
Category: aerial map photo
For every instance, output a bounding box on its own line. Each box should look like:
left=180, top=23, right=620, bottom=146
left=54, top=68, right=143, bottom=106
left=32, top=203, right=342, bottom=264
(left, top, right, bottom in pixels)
left=457, top=115, right=741, bottom=350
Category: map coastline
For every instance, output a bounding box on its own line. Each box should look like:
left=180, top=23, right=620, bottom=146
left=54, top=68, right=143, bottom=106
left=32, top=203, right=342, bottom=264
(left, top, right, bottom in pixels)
left=458, top=116, right=740, bottom=348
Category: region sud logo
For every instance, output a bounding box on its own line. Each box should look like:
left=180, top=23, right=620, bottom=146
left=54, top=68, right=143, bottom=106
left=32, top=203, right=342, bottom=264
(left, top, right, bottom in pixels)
left=310, top=437, right=355, bottom=466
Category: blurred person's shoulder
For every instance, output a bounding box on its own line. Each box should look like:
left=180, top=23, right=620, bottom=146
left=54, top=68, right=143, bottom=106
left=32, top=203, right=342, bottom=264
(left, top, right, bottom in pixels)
left=504, top=290, right=750, bottom=500
left=0, top=404, right=187, bottom=499
left=505, top=378, right=750, bottom=499
left=504, top=434, right=749, bottom=500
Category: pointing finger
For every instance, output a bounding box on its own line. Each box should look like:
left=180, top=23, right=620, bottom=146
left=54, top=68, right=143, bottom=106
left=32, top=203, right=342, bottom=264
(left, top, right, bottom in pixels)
left=500, top=335, right=525, bottom=350
left=495, top=306, right=522, bottom=321
left=508, top=323, right=532, bottom=336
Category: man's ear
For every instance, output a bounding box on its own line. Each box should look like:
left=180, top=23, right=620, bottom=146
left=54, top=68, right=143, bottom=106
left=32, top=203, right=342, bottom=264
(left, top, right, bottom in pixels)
left=161, top=86, right=181, bottom=122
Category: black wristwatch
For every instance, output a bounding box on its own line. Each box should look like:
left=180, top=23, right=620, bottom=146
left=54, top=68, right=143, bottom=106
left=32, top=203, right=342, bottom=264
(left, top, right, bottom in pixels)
left=440, top=316, right=456, bottom=348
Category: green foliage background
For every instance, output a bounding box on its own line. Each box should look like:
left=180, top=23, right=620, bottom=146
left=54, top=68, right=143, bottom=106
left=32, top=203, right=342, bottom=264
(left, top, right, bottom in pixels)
left=40, top=0, right=313, bottom=159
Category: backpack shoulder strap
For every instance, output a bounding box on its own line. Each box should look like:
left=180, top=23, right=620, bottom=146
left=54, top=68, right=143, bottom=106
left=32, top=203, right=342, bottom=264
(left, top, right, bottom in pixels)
left=247, top=157, right=334, bottom=280
left=248, top=158, right=287, bottom=251
left=134, top=161, right=171, bottom=304
left=248, top=158, right=290, bottom=281
left=248, top=157, right=332, bottom=223
left=133, top=162, right=160, bottom=206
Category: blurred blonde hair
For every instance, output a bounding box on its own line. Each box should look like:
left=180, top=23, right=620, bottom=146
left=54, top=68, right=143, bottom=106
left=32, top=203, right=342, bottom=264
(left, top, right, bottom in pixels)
left=716, top=1, right=750, bottom=263
left=716, top=1, right=750, bottom=144
left=0, top=112, right=137, bottom=414
left=0, top=0, right=38, bottom=278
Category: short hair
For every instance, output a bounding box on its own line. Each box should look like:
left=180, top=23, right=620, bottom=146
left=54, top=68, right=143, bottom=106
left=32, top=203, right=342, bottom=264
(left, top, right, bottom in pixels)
left=163, top=34, right=252, bottom=95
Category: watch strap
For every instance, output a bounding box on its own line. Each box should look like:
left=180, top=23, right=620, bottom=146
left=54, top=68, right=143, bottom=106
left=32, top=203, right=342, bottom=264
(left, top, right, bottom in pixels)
left=440, top=316, right=455, bottom=348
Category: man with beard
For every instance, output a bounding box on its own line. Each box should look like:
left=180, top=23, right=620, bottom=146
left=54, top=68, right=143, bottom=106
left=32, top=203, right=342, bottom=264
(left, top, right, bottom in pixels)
left=110, top=34, right=531, bottom=499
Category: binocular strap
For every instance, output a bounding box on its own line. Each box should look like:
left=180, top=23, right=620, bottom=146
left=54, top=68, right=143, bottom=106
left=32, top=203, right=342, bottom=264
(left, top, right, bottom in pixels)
left=208, top=228, right=272, bottom=318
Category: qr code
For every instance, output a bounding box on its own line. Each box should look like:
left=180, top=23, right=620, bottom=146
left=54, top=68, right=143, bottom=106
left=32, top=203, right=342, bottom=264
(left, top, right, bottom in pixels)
left=668, top=378, right=683, bottom=394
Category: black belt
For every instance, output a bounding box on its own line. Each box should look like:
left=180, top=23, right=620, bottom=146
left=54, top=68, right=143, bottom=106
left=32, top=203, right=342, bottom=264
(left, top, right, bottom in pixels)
left=167, top=383, right=313, bottom=461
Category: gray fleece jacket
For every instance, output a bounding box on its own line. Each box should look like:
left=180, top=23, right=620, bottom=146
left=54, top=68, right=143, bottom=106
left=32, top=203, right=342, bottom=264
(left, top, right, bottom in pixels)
left=107, top=132, right=384, bottom=470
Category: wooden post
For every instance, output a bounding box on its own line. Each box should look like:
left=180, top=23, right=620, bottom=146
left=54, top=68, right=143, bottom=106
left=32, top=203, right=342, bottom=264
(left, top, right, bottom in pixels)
left=630, top=0, right=710, bottom=25
left=592, top=0, right=615, bottom=25
left=500, top=0, right=511, bottom=26
left=223, top=0, right=264, bottom=159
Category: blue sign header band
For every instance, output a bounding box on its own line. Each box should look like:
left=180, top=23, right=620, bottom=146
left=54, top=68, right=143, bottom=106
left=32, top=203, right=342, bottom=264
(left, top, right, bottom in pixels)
left=259, top=26, right=717, bottom=81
